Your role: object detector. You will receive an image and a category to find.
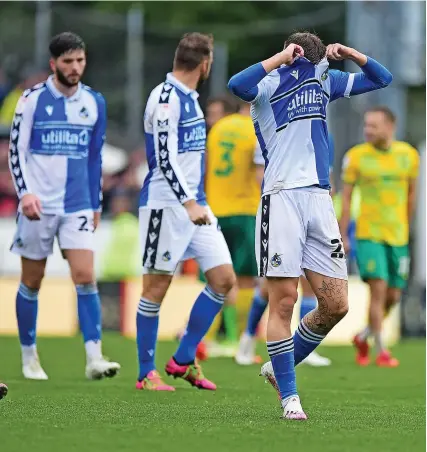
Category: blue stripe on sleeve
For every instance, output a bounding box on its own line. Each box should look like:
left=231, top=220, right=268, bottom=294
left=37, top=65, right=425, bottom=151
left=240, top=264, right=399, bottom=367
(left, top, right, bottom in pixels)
left=228, top=63, right=267, bottom=102
left=88, top=92, right=106, bottom=211
left=350, top=57, right=393, bottom=96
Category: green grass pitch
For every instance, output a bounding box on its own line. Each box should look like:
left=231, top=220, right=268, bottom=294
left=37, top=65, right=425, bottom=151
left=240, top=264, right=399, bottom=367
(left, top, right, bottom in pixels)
left=0, top=334, right=425, bottom=452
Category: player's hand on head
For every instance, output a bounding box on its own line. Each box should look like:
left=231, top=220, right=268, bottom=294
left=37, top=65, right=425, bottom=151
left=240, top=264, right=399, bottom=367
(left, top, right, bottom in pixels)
left=280, top=44, right=304, bottom=65
left=326, top=43, right=353, bottom=61
left=184, top=200, right=211, bottom=226
left=21, top=194, right=42, bottom=221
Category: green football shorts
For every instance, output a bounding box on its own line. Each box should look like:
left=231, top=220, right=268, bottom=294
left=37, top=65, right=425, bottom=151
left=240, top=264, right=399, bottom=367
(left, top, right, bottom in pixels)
left=199, top=215, right=257, bottom=281
left=356, top=239, right=410, bottom=289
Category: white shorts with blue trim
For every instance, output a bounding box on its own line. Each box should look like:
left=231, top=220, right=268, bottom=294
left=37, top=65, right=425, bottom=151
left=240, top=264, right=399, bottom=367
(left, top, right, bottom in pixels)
left=139, top=205, right=232, bottom=275
left=255, top=187, right=348, bottom=280
left=10, top=210, right=95, bottom=260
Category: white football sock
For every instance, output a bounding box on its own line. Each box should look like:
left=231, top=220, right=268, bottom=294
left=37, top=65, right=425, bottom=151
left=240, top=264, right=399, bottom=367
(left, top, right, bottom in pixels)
left=21, top=344, right=37, bottom=365
left=358, top=326, right=371, bottom=342
left=85, top=340, right=102, bottom=362
left=374, top=332, right=385, bottom=353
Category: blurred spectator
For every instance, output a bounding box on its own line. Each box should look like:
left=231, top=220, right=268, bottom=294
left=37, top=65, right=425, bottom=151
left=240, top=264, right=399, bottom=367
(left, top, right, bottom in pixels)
left=205, top=94, right=239, bottom=131
left=0, top=67, right=48, bottom=126
left=102, top=147, right=147, bottom=215
left=100, top=188, right=140, bottom=281
left=0, top=124, right=17, bottom=216
left=129, top=147, right=149, bottom=187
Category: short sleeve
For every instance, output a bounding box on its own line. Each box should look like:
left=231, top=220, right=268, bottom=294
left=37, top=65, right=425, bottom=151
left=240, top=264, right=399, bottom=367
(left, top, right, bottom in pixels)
left=408, top=147, right=420, bottom=179
left=341, top=149, right=359, bottom=185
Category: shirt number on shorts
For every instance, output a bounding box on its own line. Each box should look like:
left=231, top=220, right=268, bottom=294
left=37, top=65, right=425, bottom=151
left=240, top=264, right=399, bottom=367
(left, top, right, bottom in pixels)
left=331, top=238, right=344, bottom=259
left=78, top=215, right=94, bottom=233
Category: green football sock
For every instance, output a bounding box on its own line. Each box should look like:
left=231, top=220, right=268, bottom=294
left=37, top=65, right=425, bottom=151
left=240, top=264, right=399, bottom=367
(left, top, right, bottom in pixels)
left=222, top=304, right=238, bottom=343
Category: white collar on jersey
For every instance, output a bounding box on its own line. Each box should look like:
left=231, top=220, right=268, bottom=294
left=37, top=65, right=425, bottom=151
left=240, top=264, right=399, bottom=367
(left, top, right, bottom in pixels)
left=317, top=57, right=330, bottom=68
left=45, top=75, right=82, bottom=102
left=280, top=56, right=330, bottom=68
left=166, top=73, right=199, bottom=99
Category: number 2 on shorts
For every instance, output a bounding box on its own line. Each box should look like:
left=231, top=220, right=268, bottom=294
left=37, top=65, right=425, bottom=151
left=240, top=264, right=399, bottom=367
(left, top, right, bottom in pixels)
left=78, top=215, right=94, bottom=233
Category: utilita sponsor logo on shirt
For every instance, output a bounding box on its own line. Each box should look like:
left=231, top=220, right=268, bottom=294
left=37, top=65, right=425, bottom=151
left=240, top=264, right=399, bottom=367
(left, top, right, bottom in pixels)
left=184, top=125, right=206, bottom=143
left=41, top=129, right=90, bottom=146
left=287, top=88, right=324, bottom=120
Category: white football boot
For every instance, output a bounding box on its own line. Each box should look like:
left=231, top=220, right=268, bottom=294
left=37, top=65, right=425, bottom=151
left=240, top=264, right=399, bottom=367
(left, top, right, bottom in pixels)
left=85, top=358, right=121, bottom=380
left=235, top=332, right=257, bottom=365
left=260, top=361, right=280, bottom=398
left=22, top=356, right=48, bottom=380
left=207, top=341, right=237, bottom=358
left=260, top=362, right=307, bottom=420
left=281, top=395, right=308, bottom=420
left=302, top=351, right=331, bottom=367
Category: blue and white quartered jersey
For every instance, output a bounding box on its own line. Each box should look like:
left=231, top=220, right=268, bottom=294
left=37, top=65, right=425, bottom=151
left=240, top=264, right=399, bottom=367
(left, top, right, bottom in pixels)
left=140, top=73, right=206, bottom=209
left=229, top=56, right=392, bottom=194
left=8, top=75, right=106, bottom=214
left=254, top=131, right=335, bottom=172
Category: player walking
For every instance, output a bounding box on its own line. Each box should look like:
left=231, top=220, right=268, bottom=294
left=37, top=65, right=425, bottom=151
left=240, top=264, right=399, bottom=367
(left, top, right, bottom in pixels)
left=228, top=32, right=392, bottom=419
left=136, top=33, right=235, bottom=391
left=205, top=100, right=261, bottom=359
left=8, top=32, right=120, bottom=380
left=340, top=107, right=419, bottom=367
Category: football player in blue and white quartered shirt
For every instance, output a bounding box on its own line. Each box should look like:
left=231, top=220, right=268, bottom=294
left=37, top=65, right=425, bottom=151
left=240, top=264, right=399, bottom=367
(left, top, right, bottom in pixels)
left=228, top=32, right=392, bottom=420
left=235, top=134, right=336, bottom=368
left=135, top=33, right=235, bottom=392
left=8, top=32, right=120, bottom=381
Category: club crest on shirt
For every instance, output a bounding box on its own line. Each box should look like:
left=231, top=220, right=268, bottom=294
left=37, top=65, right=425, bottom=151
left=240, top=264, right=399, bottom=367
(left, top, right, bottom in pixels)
left=321, top=69, right=329, bottom=81
left=162, top=251, right=171, bottom=262
left=270, top=253, right=282, bottom=268
left=79, top=106, right=89, bottom=119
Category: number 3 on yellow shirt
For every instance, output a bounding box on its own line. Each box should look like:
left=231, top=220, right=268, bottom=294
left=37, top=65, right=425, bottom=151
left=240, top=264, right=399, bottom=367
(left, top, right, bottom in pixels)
left=214, top=141, right=235, bottom=177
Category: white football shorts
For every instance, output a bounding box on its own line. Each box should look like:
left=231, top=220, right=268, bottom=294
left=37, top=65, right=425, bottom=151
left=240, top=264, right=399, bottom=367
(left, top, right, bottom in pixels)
left=255, top=186, right=348, bottom=280
left=139, top=205, right=232, bottom=275
left=10, top=210, right=95, bottom=260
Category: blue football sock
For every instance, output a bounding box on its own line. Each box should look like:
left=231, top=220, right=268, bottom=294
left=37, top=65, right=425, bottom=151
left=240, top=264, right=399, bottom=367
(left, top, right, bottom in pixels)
left=76, top=283, right=102, bottom=343
left=293, top=320, right=325, bottom=365
left=267, top=338, right=297, bottom=401
left=137, top=298, right=161, bottom=380
left=246, top=287, right=268, bottom=337
left=16, top=283, right=39, bottom=346
left=174, top=285, right=225, bottom=365
left=299, top=295, right=317, bottom=320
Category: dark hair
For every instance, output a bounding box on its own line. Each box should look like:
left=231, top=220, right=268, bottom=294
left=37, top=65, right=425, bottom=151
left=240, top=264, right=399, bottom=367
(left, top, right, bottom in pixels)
left=49, top=32, right=86, bottom=58
left=174, top=32, right=213, bottom=71
left=285, top=31, right=326, bottom=65
left=207, top=94, right=239, bottom=114
left=366, top=106, right=397, bottom=123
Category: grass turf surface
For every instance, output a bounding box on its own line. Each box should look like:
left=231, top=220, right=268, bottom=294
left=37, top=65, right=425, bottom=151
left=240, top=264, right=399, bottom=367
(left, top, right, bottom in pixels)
left=0, top=334, right=425, bottom=452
